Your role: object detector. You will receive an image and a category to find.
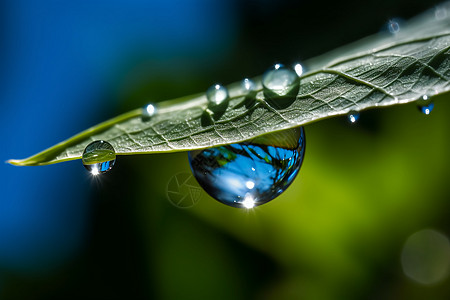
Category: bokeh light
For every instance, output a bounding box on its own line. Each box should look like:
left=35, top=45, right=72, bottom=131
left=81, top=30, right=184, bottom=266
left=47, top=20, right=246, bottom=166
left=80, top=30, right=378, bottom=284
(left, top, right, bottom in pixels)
left=401, top=229, right=450, bottom=285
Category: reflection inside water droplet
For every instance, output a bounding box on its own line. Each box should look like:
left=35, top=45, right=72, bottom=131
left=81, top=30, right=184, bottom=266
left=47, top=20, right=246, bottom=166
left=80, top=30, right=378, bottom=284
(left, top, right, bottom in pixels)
left=348, top=111, right=360, bottom=123
left=82, top=140, right=116, bottom=175
left=206, top=84, right=229, bottom=105
left=245, top=180, right=255, bottom=189
left=188, top=127, right=306, bottom=208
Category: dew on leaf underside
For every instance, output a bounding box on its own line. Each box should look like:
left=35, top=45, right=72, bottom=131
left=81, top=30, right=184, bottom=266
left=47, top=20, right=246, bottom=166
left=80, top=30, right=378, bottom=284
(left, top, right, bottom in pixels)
left=188, top=127, right=306, bottom=209
left=347, top=111, right=360, bottom=123
left=82, top=140, right=116, bottom=175
left=417, top=95, right=434, bottom=115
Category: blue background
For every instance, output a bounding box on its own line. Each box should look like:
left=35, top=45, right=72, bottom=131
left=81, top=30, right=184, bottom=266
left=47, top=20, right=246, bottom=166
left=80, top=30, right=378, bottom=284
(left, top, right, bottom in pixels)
left=0, top=0, right=235, bottom=276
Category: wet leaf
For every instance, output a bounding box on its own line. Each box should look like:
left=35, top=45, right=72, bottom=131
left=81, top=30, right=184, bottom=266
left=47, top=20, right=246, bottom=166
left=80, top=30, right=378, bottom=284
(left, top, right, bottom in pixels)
left=9, top=7, right=450, bottom=166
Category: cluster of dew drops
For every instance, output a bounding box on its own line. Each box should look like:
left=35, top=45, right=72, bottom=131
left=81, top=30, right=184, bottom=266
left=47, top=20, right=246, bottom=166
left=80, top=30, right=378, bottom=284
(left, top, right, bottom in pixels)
left=82, top=50, right=436, bottom=209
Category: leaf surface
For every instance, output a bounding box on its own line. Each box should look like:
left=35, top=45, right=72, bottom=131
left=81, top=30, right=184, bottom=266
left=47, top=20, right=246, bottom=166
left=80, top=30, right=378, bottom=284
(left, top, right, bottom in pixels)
left=9, top=7, right=450, bottom=166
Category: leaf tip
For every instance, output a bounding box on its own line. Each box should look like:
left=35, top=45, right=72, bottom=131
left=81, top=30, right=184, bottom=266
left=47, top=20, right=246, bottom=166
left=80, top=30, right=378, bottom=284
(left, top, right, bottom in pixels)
left=6, top=159, right=25, bottom=166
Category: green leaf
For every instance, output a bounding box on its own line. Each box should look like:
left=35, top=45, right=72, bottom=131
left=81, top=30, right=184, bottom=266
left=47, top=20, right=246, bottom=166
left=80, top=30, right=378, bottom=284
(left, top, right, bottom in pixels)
left=8, top=7, right=450, bottom=166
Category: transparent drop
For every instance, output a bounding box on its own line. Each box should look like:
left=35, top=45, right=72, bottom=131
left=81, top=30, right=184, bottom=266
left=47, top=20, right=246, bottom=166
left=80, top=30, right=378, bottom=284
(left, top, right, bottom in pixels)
left=293, top=63, right=304, bottom=77
left=387, top=19, right=401, bottom=34
left=241, top=78, right=256, bottom=93
left=417, top=95, right=434, bottom=115
left=435, top=5, right=448, bottom=20
left=206, top=84, right=229, bottom=105
left=188, top=127, right=306, bottom=208
left=262, top=63, right=299, bottom=97
left=142, top=103, right=157, bottom=120
left=82, top=140, right=116, bottom=175
left=347, top=111, right=360, bottom=123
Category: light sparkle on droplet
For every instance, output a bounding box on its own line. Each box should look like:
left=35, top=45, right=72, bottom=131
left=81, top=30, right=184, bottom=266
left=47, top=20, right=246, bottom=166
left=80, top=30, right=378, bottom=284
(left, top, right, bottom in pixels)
left=294, top=63, right=303, bottom=77
left=242, top=194, right=255, bottom=209
left=142, top=103, right=157, bottom=121
left=145, top=104, right=156, bottom=116
left=91, top=165, right=100, bottom=176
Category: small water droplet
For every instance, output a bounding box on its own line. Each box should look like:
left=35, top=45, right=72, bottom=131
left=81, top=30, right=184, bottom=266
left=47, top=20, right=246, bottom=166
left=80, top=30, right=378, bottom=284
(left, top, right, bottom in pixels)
left=417, top=94, right=434, bottom=115
left=142, top=103, right=157, bottom=121
left=241, top=78, right=256, bottom=93
left=293, top=63, right=304, bottom=77
left=82, top=140, right=116, bottom=175
left=435, top=5, right=448, bottom=20
left=387, top=19, right=401, bottom=34
left=262, top=63, right=299, bottom=98
left=206, top=84, right=229, bottom=105
left=418, top=103, right=434, bottom=115
left=347, top=111, right=360, bottom=123
left=188, top=127, right=306, bottom=208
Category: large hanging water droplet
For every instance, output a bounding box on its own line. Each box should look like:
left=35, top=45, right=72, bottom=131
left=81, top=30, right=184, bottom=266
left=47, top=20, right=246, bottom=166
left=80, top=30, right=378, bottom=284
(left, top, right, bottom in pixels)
left=188, top=127, right=306, bottom=208
left=262, top=63, right=299, bottom=98
left=347, top=111, right=360, bottom=123
left=417, top=95, right=434, bottom=115
left=142, top=103, right=157, bottom=121
left=82, top=140, right=116, bottom=175
left=206, top=84, right=229, bottom=105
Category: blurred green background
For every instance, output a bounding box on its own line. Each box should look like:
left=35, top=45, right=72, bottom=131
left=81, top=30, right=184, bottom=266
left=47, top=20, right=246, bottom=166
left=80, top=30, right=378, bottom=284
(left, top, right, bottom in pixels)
left=1, top=0, right=449, bottom=299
